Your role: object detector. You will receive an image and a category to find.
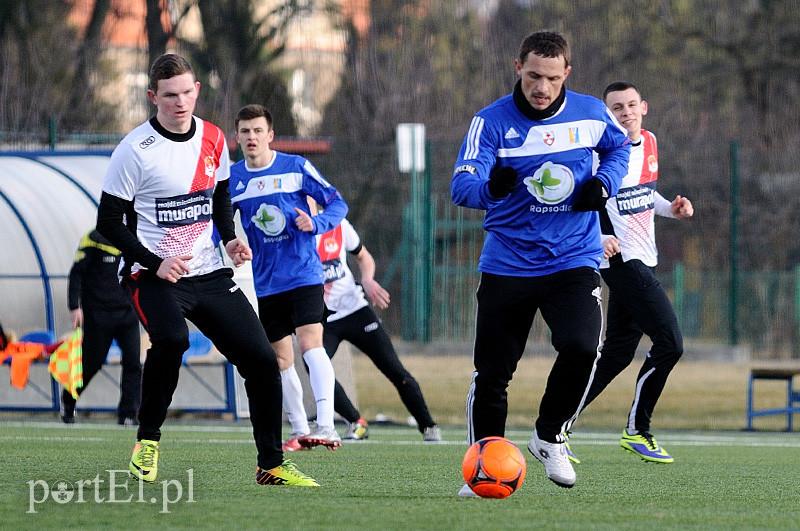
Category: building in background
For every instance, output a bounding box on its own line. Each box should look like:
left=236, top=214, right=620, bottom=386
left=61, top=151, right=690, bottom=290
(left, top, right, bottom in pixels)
left=67, top=0, right=369, bottom=135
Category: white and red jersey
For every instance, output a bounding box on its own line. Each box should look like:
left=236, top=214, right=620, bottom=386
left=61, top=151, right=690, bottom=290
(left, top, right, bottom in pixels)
left=317, top=219, right=368, bottom=322
left=601, top=129, right=674, bottom=268
left=102, top=116, right=230, bottom=276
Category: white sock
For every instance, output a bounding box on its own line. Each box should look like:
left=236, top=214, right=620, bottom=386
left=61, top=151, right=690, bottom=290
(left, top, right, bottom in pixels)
left=303, top=347, right=335, bottom=429
left=280, top=366, right=310, bottom=435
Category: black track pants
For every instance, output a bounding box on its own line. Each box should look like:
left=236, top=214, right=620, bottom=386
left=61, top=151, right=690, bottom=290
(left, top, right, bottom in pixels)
left=466, top=268, right=603, bottom=444
left=125, top=268, right=283, bottom=469
left=583, top=260, right=683, bottom=433
left=323, top=306, right=436, bottom=431
left=62, top=306, right=141, bottom=418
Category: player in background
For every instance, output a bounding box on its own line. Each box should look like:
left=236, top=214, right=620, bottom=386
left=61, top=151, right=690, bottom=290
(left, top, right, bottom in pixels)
left=451, top=31, right=629, bottom=494
left=569, top=81, right=693, bottom=464
left=230, top=104, right=347, bottom=450
left=63, top=228, right=142, bottom=426
left=97, top=54, right=317, bottom=487
left=316, top=218, right=441, bottom=442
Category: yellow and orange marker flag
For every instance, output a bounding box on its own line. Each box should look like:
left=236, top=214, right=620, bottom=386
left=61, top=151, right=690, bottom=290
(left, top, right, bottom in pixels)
left=48, top=328, right=83, bottom=399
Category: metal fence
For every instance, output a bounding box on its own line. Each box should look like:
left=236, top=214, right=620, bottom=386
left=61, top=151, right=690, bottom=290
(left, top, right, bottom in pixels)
left=4, top=135, right=800, bottom=359
left=319, top=139, right=800, bottom=360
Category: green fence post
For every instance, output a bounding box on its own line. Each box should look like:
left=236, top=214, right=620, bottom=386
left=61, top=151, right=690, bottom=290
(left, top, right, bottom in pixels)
left=422, top=140, right=433, bottom=342
left=729, top=141, right=739, bottom=346
left=673, top=262, right=684, bottom=331
left=401, top=206, right=413, bottom=341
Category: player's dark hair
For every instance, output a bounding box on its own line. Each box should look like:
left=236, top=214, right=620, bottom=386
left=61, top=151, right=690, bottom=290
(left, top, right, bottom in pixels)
left=518, top=31, right=570, bottom=67
left=603, top=81, right=642, bottom=101
left=148, top=53, right=195, bottom=91
left=235, top=104, right=273, bottom=130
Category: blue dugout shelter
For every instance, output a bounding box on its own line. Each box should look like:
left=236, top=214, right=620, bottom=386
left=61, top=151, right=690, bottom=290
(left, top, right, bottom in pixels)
left=0, top=151, right=113, bottom=338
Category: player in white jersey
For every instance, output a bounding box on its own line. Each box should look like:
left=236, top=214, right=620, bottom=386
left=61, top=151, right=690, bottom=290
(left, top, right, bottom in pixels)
left=571, top=81, right=694, bottom=464
left=230, top=104, right=347, bottom=451
left=96, top=54, right=317, bottom=487
left=317, top=219, right=441, bottom=441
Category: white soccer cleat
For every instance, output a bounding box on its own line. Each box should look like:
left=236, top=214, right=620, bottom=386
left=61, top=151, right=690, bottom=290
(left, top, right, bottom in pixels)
left=457, top=483, right=478, bottom=497
left=299, top=426, right=342, bottom=450
left=423, top=425, right=442, bottom=442
left=527, top=429, right=576, bottom=488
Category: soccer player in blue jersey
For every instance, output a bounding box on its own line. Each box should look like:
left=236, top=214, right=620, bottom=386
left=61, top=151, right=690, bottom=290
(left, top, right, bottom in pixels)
left=230, top=104, right=348, bottom=450
left=452, top=32, right=630, bottom=494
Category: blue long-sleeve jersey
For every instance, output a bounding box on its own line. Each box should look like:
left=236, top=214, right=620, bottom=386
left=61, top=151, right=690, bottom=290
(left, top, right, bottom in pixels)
left=451, top=89, right=630, bottom=276
left=230, top=152, right=348, bottom=297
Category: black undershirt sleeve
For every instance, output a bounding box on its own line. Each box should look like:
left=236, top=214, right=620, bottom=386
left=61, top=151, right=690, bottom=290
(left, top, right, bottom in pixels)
left=212, top=182, right=236, bottom=245
left=96, top=192, right=163, bottom=272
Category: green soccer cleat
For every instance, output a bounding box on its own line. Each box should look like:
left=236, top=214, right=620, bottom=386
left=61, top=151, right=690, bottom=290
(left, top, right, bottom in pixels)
left=344, top=417, right=369, bottom=440
left=129, top=439, right=159, bottom=483
left=619, top=429, right=674, bottom=463
left=256, top=460, right=320, bottom=487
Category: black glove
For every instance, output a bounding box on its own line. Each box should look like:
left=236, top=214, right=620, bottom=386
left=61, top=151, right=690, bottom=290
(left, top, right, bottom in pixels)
left=488, top=166, right=517, bottom=199
left=572, top=178, right=609, bottom=211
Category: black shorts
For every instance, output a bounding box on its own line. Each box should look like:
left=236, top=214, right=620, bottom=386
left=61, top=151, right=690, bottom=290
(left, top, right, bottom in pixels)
left=257, top=284, right=325, bottom=342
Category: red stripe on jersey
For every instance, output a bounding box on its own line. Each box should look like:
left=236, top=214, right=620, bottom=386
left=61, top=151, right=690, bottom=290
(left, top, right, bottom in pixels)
left=154, top=120, right=224, bottom=259
left=190, top=121, right=225, bottom=192
left=317, top=225, right=343, bottom=262
left=638, top=129, right=659, bottom=185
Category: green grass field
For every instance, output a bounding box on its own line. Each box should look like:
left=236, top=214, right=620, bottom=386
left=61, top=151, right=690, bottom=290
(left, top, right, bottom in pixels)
left=2, top=421, right=800, bottom=530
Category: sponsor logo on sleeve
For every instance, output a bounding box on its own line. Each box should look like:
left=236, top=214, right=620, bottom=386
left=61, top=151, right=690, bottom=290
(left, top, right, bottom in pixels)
left=453, top=164, right=477, bottom=175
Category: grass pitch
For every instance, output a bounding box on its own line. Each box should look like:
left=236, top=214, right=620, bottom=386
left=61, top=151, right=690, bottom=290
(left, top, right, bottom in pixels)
left=2, top=421, right=799, bottom=530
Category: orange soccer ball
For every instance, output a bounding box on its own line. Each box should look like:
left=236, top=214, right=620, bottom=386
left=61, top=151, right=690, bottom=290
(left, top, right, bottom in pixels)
left=461, top=436, right=527, bottom=498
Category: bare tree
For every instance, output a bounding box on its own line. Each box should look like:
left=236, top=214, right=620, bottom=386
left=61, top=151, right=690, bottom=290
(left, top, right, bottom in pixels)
left=145, top=0, right=196, bottom=69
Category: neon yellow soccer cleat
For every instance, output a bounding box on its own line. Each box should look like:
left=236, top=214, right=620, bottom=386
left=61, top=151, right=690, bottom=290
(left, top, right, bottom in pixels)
left=129, top=439, right=159, bottom=483
left=256, top=460, right=320, bottom=487
left=620, top=430, right=674, bottom=463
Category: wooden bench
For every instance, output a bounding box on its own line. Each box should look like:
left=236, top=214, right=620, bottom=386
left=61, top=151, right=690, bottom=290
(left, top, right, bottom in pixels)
left=746, top=365, right=800, bottom=431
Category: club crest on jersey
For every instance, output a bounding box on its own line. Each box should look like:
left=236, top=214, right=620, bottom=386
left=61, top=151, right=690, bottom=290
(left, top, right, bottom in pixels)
left=252, top=203, right=286, bottom=236
left=568, top=127, right=580, bottom=144
left=257, top=180, right=265, bottom=191
left=273, top=178, right=282, bottom=189
left=203, top=155, right=216, bottom=177
left=323, top=237, right=340, bottom=255
left=543, top=131, right=555, bottom=146
left=648, top=154, right=658, bottom=173
left=523, top=161, right=575, bottom=205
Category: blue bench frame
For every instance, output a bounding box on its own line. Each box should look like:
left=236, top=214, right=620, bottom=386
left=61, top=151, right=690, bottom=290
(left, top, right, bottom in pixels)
left=746, top=366, right=800, bottom=431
